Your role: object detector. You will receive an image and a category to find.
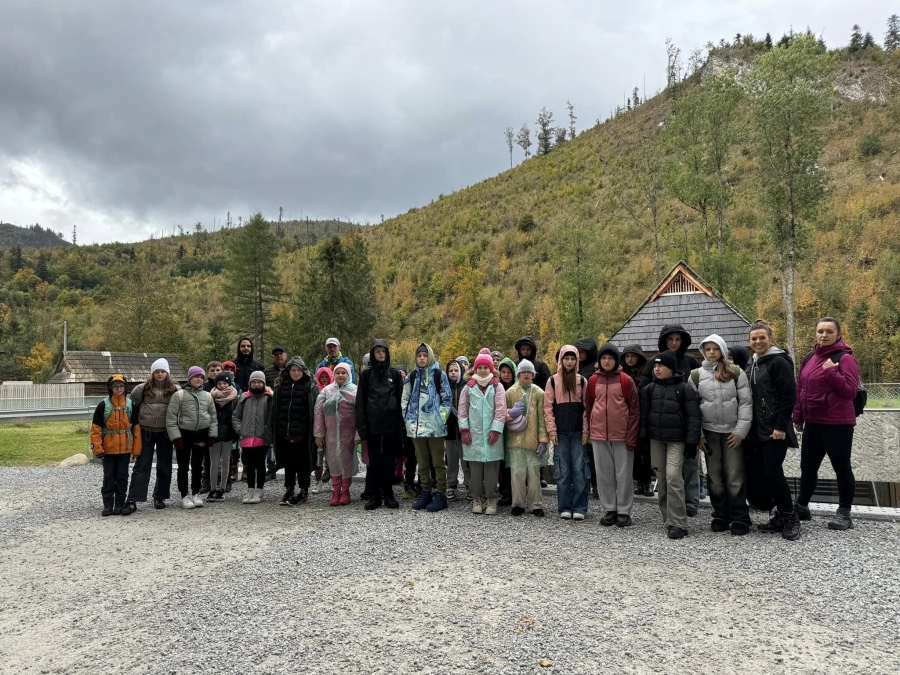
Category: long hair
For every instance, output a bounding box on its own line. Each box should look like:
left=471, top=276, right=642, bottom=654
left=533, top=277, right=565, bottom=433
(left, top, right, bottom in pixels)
left=143, top=372, right=177, bottom=400
left=561, top=362, right=577, bottom=396
left=714, top=358, right=738, bottom=383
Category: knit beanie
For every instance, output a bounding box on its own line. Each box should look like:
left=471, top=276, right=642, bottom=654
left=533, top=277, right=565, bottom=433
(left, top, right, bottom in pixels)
left=490, top=351, right=502, bottom=360
left=517, top=359, right=536, bottom=375
left=249, top=370, right=266, bottom=386
left=473, top=348, right=495, bottom=373
left=151, top=358, right=170, bottom=374
left=333, top=363, right=352, bottom=379
left=187, top=366, right=205, bottom=381
left=653, top=350, right=678, bottom=374
left=214, top=372, right=231, bottom=384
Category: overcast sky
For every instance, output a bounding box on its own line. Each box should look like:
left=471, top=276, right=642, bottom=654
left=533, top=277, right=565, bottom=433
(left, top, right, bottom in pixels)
left=0, top=1, right=890, bottom=244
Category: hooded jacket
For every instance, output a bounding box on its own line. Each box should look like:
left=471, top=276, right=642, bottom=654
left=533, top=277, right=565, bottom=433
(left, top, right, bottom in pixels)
left=401, top=343, right=451, bottom=438
left=505, top=380, right=549, bottom=466
left=130, top=379, right=180, bottom=432
left=270, top=356, right=316, bottom=443
left=315, top=351, right=357, bottom=384
left=444, top=358, right=466, bottom=441
left=166, top=383, right=218, bottom=440
left=544, top=345, right=587, bottom=436
left=747, top=346, right=798, bottom=446
left=233, top=388, right=273, bottom=448
left=234, top=337, right=264, bottom=393
left=621, top=344, right=648, bottom=390
left=793, top=339, right=860, bottom=427
left=574, top=337, right=599, bottom=380
left=355, top=339, right=404, bottom=439
left=90, top=379, right=143, bottom=457
left=641, top=324, right=700, bottom=385
left=514, top=336, right=552, bottom=390
left=497, top=357, right=517, bottom=392
left=689, top=334, right=752, bottom=439
left=314, top=375, right=358, bottom=479
left=640, top=370, right=702, bottom=444
left=584, top=344, right=640, bottom=448
left=458, top=373, right=507, bottom=463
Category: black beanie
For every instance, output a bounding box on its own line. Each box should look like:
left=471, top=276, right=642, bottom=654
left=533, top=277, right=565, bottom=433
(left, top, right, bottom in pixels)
left=653, top=350, right=678, bottom=374
left=214, top=372, right=232, bottom=384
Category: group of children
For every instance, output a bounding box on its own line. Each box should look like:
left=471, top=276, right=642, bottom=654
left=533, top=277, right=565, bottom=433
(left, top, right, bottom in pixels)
left=92, top=319, right=862, bottom=542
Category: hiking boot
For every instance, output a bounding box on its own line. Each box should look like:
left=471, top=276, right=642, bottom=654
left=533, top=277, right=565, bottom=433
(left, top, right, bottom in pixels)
left=782, top=510, right=801, bottom=540
left=828, top=507, right=854, bottom=531
left=600, top=511, right=618, bottom=526
left=384, top=495, right=399, bottom=509
left=686, top=505, right=699, bottom=518
left=472, top=498, right=483, bottom=515
left=426, top=492, right=448, bottom=512
left=412, top=490, right=433, bottom=511
left=101, top=506, right=114, bottom=517
left=154, top=499, right=166, bottom=509
left=511, top=506, right=525, bottom=516
left=532, top=508, right=545, bottom=517
left=667, top=526, right=688, bottom=540
left=121, top=501, right=136, bottom=516
left=616, top=514, right=633, bottom=528
left=730, top=522, right=750, bottom=536
left=280, top=490, right=295, bottom=506
left=364, top=496, right=382, bottom=511
left=758, top=509, right=785, bottom=533
left=794, top=502, right=812, bottom=521
left=112, top=505, right=123, bottom=515
left=484, top=499, right=498, bottom=516
left=710, top=519, right=730, bottom=533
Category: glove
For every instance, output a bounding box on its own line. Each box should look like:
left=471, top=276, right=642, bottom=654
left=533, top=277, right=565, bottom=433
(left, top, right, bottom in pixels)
left=487, top=431, right=501, bottom=446
left=208, top=436, right=217, bottom=448
left=461, top=429, right=472, bottom=446
left=684, top=444, right=697, bottom=460
left=508, top=402, right=525, bottom=419
left=173, top=438, right=184, bottom=451
left=537, top=442, right=548, bottom=456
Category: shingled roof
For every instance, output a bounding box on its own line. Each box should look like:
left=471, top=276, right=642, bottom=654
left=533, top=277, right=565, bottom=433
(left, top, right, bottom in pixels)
left=48, top=351, right=187, bottom=385
left=609, top=262, right=751, bottom=354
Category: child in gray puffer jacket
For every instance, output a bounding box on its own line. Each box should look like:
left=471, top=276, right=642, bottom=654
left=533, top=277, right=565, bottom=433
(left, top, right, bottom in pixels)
left=233, top=371, right=273, bottom=504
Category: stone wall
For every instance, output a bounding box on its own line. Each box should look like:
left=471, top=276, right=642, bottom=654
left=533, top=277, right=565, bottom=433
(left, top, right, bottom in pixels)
left=783, top=410, right=900, bottom=482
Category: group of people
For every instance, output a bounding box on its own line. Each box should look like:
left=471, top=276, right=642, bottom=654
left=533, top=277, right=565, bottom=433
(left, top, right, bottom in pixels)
left=90, top=317, right=862, bottom=541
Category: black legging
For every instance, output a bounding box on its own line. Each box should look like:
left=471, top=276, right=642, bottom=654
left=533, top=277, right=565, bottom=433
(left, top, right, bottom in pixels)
left=632, top=437, right=653, bottom=485
left=243, top=446, right=268, bottom=489
left=367, top=433, right=397, bottom=498
left=798, top=423, right=855, bottom=509
left=280, top=438, right=312, bottom=492
left=176, top=428, right=209, bottom=497
left=761, top=438, right=793, bottom=513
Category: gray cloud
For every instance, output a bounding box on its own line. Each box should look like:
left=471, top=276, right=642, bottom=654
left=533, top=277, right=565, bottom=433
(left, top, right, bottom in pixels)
left=0, top=0, right=890, bottom=242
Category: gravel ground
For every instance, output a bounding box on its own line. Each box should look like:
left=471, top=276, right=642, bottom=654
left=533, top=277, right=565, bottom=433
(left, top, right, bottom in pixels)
left=1, top=465, right=899, bottom=675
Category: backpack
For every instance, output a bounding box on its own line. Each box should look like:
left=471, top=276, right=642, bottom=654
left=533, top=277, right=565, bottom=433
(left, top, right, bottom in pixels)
left=690, top=364, right=743, bottom=388
left=101, top=397, right=134, bottom=442
left=800, top=351, right=866, bottom=417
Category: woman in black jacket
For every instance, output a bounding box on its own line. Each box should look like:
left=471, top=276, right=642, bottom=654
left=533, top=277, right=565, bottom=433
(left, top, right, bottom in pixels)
left=746, top=320, right=800, bottom=541
left=270, top=356, right=317, bottom=505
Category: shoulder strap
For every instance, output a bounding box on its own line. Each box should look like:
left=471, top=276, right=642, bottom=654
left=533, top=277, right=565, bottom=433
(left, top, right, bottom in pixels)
left=619, top=373, right=630, bottom=401
left=830, top=351, right=846, bottom=365
left=801, top=351, right=815, bottom=369
left=690, top=369, right=700, bottom=387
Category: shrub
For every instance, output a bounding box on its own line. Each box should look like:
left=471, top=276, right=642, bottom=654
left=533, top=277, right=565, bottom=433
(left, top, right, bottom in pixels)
left=517, top=214, right=536, bottom=233
left=858, top=132, right=883, bottom=157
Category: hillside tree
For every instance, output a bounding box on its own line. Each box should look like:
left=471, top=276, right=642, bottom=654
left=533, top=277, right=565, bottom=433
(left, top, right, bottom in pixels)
left=765, top=32, right=773, bottom=50
left=515, top=124, right=532, bottom=159
left=566, top=99, right=577, bottom=138
left=746, top=34, right=832, bottom=360
left=666, top=38, right=682, bottom=96
left=223, top=212, right=281, bottom=356
left=849, top=24, right=864, bottom=53
left=536, top=107, right=555, bottom=155
left=105, top=262, right=185, bottom=353
left=862, top=32, right=876, bottom=50
left=504, top=126, right=515, bottom=168
left=554, top=127, right=567, bottom=146
left=886, top=14, right=900, bottom=52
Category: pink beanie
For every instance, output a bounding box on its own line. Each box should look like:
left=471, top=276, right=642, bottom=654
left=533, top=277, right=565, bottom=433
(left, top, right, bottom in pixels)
left=473, top=348, right=494, bottom=373
left=187, top=366, right=205, bottom=380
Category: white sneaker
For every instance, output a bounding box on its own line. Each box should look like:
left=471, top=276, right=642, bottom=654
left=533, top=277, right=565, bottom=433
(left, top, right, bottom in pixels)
left=311, top=481, right=321, bottom=494
left=248, top=488, right=262, bottom=505
left=242, top=488, right=254, bottom=504
left=192, top=493, right=205, bottom=508
left=560, top=511, right=573, bottom=520
left=573, top=512, right=585, bottom=521
left=181, top=495, right=195, bottom=509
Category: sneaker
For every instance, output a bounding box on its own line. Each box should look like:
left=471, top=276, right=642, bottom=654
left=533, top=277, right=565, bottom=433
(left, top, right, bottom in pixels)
left=384, top=495, right=399, bottom=509
left=710, top=519, right=730, bottom=533
left=182, top=495, right=196, bottom=509
left=616, top=514, right=633, bottom=527
left=412, top=491, right=433, bottom=511
left=112, top=505, right=123, bottom=515
left=511, top=506, right=525, bottom=516
left=248, top=488, right=262, bottom=505
left=667, top=526, right=688, bottom=539
left=686, top=505, right=699, bottom=518
left=426, top=492, right=448, bottom=512
left=572, top=512, right=585, bottom=521
left=446, top=488, right=457, bottom=502
left=215, top=490, right=225, bottom=501
left=121, top=501, right=136, bottom=516
left=484, top=499, right=498, bottom=516
left=758, top=509, right=785, bottom=533
left=101, top=506, right=114, bottom=517
left=242, top=488, right=256, bottom=505
left=280, top=490, right=295, bottom=506
left=559, top=511, right=573, bottom=520
left=364, top=497, right=382, bottom=511
left=192, top=493, right=205, bottom=508
left=472, top=498, right=483, bottom=515
left=532, top=508, right=545, bottom=518
left=634, top=484, right=643, bottom=496
left=154, top=499, right=166, bottom=509
left=642, top=485, right=655, bottom=497
left=828, top=507, right=854, bottom=531
left=311, top=481, right=322, bottom=494
left=600, top=511, right=618, bottom=526
left=782, top=510, right=801, bottom=540
left=794, top=501, right=812, bottom=521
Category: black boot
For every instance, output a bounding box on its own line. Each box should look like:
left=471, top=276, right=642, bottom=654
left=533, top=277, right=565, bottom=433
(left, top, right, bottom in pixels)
left=758, top=509, right=785, bottom=533
left=383, top=488, right=399, bottom=509
left=782, top=510, right=801, bottom=540
left=828, top=507, right=854, bottom=531
left=120, top=501, right=137, bottom=516
left=794, top=501, right=812, bottom=521
left=364, top=496, right=382, bottom=511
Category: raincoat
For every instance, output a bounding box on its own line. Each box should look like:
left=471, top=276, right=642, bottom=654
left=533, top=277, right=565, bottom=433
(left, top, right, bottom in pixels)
left=458, top=376, right=507, bottom=463
left=505, top=382, right=549, bottom=468
left=401, top=343, right=451, bottom=438
left=314, top=376, right=359, bottom=479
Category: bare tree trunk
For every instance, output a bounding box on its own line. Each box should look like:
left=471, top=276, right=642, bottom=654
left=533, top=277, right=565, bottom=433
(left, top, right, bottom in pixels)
left=702, top=207, right=710, bottom=255
left=716, top=207, right=725, bottom=293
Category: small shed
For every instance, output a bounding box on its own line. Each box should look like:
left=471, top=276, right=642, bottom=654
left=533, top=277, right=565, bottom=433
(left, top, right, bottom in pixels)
left=609, top=262, right=751, bottom=357
left=48, top=351, right=187, bottom=395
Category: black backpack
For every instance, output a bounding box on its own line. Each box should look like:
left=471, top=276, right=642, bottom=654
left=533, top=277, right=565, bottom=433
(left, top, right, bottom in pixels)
left=800, top=351, right=867, bottom=417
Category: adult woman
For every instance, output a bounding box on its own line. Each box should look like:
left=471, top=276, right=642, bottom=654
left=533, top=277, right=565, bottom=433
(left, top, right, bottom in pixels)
left=123, top=358, right=179, bottom=512
left=746, top=320, right=800, bottom=541
left=793, top=318, right=860, bottom=531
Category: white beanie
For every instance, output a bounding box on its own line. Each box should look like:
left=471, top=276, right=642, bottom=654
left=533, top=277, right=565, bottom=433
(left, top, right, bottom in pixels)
left=151, top=358, right=170, bottom=374
left=517, top=359, right=536, bottom=375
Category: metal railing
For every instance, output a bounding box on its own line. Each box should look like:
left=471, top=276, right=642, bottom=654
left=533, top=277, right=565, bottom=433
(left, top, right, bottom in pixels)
left=863, top=383, right=900, bottom=404
left=0, top=383, right=85, bottom=411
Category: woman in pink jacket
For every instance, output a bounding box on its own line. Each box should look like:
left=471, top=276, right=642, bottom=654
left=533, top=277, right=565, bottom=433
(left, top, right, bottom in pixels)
left=793, top=317, right=861, bottom=531
left=584, top=343, right=640, bottom=527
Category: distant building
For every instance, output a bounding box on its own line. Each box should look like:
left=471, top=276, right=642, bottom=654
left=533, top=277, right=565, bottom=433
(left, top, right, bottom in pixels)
left=48, top=351, right=187, bottom=396
left=609, top=261, right=751, bottom=356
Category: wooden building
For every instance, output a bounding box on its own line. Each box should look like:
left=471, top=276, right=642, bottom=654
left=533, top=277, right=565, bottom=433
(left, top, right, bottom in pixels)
left=47, top=351, right=187, bottom=395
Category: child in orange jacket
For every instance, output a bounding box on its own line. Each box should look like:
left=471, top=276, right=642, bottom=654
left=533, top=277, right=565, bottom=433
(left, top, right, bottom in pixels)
left=90, top=374, right=142, bottom=516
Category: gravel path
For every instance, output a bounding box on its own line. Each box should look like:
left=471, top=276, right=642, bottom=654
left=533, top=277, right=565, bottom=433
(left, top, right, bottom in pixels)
left=1, top=465, right=899, bottom=675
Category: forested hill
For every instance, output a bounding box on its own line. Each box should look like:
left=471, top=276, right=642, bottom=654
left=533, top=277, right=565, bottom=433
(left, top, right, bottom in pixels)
left=0, top=223, right=70, bottom=249
left=2, top=31, right=900, bottom=385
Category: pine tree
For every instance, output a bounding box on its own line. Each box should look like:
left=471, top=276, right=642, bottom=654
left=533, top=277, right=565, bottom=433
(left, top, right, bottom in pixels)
left=554, top=127, right=567, bottom=145
left=849, top=24, right=864, bottom=53
left=632, top=87, right=640, bottom=108
left=515, top=124, right=532, bottom=159
left=536, top=107, right=555, bottom=155
left=863, top=32, right=876, bottom=50
left=206, top=318, right=232, bottom=361
left=886, top=14, right=900, bottom=52
left=176, top=244, right=186, bottom=259
left=10, top=245, right=22, bottom=273
left=223, top=212, right=281, bottom=356
left=765, top=32, right=773, bottom=50
left=35, top=252, right=50, bottom=282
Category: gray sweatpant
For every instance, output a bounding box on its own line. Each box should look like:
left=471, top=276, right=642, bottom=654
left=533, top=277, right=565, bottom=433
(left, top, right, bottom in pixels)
left=650, top=439, right=687, bottom=529
left=445, top=439, right=470, bottom=489
left=208, top=441, right=231, bottom=492
left=468, top=460, right=501, bottom=501
left=511, top=466, right=543, bottom=511
left=592, top=440, right=635, bottom=516
left=683, top=453, right=701, bottom=509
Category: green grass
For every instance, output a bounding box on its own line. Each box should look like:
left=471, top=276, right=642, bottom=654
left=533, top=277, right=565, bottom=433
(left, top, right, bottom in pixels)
left=864, top=398, right=900, bottom=410
left=0, top=421, right=92, bottom=467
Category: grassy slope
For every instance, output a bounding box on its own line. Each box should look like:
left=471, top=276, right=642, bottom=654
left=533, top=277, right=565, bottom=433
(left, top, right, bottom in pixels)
left=0, top=421, right=90, bottom=466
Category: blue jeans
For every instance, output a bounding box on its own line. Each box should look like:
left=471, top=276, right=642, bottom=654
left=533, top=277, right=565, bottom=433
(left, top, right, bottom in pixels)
left=553, top=431, right=589, bottom=515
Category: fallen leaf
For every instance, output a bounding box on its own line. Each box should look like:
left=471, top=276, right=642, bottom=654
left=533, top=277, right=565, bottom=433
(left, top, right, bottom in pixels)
left=406, top=581, right=414, bottom=587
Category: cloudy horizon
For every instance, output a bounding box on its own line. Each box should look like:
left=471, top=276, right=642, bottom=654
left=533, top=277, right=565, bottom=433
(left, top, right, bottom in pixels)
left=0, top=0, right=890, bottom=244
